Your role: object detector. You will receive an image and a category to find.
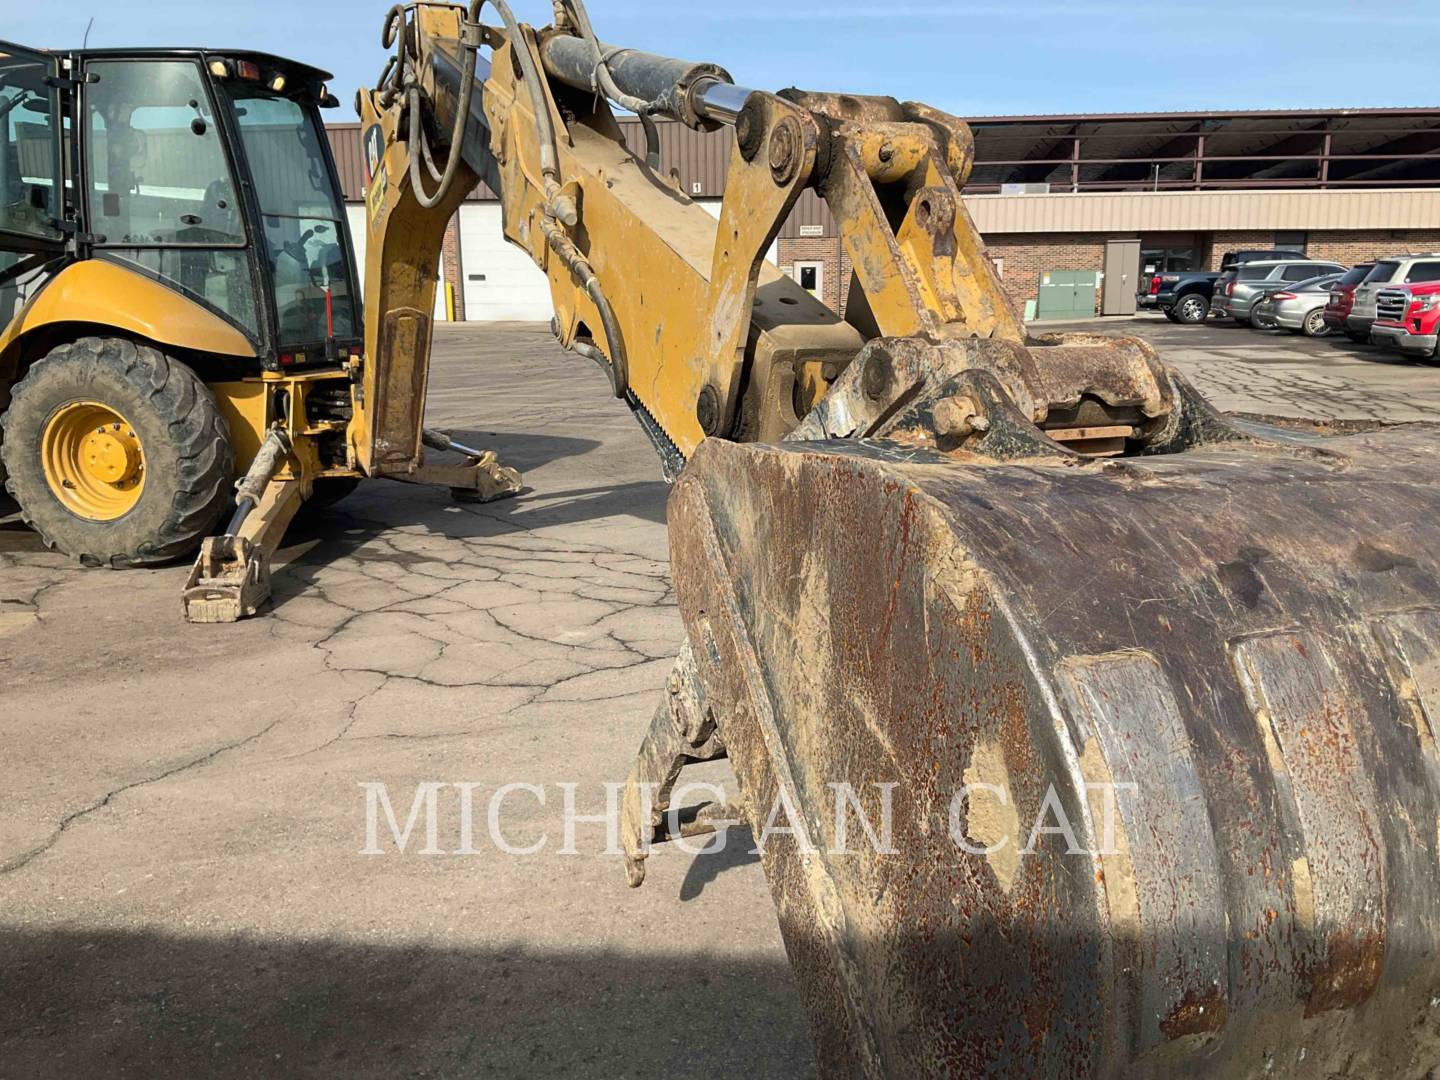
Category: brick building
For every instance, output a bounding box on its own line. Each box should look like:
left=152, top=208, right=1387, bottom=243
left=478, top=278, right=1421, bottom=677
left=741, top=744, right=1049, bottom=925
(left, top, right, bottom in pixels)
left=327, top=107, right=1440, bottom=322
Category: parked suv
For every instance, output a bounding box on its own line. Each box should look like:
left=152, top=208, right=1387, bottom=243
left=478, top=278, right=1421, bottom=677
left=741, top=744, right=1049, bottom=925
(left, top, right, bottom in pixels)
left=1213, top=259, right=1347, bottom=325
left=1139, top=250, right=1301, bottom=324
left=1348, top=254, right=1440, bottom=342
left=1322, top=263, right=1375, bottom=335
left=1370, top=283, right=1440, bottom=358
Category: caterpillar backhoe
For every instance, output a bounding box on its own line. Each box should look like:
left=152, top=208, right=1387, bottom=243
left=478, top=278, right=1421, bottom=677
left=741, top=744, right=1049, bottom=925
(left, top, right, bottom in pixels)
left=9, top=2, right=1440, bottom=1075
left=0, top=40, right=519, bottom=620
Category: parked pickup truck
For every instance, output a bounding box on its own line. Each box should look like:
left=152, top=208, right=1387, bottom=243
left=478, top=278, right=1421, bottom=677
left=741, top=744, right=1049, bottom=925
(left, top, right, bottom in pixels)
left=1138, top=250, right=1302, bottom=324
left=1370, top=282, right=1440, bottom=359
left=1349, top=253, right=1440, bottom=342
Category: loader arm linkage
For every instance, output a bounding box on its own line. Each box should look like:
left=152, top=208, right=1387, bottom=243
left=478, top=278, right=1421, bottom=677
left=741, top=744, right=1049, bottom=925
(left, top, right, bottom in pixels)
left=361, top=4, right=1440, bottom=1077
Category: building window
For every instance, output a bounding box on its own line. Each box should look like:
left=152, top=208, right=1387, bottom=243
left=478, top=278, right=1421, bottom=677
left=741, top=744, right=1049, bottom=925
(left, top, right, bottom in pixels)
left=1274, top=231, right=1308, bottom=254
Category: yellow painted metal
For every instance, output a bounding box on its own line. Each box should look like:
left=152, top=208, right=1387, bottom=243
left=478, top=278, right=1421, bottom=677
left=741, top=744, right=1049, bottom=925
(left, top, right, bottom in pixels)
left=211, top=380, right=270, bottom=477
left=482, top=33, right=845, bottom=454
left=352, top=4, right=476, bottom=476
left=40, top=401, right=145, bottom=520
left=353, top=11, right=1020, bottom=464
left=212, top=371, right=360, bottom=482
left=0, top=261, right=256, bottom=371
left=803, top=106, right=1022, bottom=343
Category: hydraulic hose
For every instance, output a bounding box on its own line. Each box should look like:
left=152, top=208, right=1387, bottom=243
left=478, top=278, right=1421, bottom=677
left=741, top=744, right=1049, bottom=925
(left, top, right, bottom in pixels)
left=542, top=222, right=629, bottom=399
left=404, top=17, right=478, bottom=210
left=471, top=0, right=569, bottom=220
left=553, top=0, right=662, bottom=166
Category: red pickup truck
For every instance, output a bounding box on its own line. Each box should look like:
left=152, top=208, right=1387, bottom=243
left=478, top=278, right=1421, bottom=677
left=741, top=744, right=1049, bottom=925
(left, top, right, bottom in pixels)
left=1370, top=282, right=1440, bottom=359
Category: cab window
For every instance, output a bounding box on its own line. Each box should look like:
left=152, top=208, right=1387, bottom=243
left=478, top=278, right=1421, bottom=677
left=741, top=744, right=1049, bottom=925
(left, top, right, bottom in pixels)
left=1405, top=262, right=1440, bottom=284
left=84, top=60, right=257, bottom=335
left=0, top=47, right=60, bottom=243
left=224, top=87, right=358, bottom=347
left=85, top=61, right=244, bottom=246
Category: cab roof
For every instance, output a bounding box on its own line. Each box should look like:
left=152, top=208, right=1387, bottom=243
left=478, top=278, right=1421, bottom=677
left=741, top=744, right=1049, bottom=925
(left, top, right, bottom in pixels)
left=38, top=45, right=332, bottom=84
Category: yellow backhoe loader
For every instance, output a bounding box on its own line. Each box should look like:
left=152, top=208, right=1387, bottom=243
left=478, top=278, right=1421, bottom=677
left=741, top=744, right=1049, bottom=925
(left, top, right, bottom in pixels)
left=8, top=3, right=1440, bottom=1075
left=0, top=41, right=519, bottom=621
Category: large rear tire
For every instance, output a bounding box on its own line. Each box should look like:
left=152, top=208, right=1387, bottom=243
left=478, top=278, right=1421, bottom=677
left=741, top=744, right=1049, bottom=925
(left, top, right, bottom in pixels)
left=0, top=337, right=233, bottom=567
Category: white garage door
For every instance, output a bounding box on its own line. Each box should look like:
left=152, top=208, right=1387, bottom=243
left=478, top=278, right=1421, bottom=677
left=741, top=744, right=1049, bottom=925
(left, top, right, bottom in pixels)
left=344, top=204, right=446, bottom=321
left=458, top=203, right=555, bottom=322
left=455, top=199, right=777, bottom=323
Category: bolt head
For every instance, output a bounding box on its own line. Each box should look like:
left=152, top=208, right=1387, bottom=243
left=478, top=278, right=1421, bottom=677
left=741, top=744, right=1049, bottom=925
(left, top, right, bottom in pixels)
left=696, top=384, right=723, bottom=436
left=768, top=120, right=802, bottom=183
left=736, top=111, right=753, bottom=145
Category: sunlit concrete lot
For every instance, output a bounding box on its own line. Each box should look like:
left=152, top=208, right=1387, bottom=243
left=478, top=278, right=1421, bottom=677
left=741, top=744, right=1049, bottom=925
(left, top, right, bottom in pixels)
left=3, top=317, right=1437, bottom=1075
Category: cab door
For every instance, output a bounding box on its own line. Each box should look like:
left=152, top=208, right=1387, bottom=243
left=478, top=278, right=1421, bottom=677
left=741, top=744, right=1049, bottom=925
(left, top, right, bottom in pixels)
left=0, top=42, right=65, bottom=258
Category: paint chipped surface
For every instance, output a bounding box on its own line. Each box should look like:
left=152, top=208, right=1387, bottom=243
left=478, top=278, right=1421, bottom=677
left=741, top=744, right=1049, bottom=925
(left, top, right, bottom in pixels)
left=961, top=739, right=1022, bottom=893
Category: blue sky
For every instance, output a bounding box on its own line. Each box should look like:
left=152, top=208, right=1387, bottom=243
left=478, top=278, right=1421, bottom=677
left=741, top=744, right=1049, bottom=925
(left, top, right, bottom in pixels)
left=5, top=0, right=1437, bottom=116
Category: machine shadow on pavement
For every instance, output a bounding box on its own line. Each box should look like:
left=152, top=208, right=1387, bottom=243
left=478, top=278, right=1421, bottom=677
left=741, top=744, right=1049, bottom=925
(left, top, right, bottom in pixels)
left=0, top=493, right=47, bottom=555
left=0, top=926, right=817, bottom=1078
left=678, top=825, right=762, bottom=902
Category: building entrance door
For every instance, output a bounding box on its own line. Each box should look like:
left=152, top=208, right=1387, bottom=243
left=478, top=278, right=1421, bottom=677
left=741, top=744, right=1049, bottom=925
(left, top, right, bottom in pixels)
left=1103, top=239, right=1141, bottom=316
left=794, top=260, right=824, bottom=300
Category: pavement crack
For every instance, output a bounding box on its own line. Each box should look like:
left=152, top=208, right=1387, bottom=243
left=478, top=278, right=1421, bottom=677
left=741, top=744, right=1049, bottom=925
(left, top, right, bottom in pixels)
left=0, top=715, right=290, bottom=876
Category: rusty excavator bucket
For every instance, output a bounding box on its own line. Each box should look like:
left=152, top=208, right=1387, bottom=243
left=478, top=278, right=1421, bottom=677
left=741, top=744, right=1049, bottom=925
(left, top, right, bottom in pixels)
left=636, top=337, right=1440, bottom=1078
left=367, top=7, right=1439, bottom=1070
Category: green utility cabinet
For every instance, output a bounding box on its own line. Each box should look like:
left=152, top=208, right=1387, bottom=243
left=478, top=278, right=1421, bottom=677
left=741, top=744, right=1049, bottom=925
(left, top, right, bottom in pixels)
left=1034, top=270, right=1099, bottom=320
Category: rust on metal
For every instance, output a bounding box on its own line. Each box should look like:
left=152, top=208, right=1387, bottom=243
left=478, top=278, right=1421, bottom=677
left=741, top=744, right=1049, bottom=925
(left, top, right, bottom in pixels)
left=663, top=420, right=1440, bottom=1077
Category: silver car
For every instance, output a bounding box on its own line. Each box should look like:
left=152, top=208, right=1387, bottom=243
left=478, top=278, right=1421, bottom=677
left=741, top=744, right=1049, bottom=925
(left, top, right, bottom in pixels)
left=1212, top=259, right=1347, bottom=324
left=1249, top=274, right=1344, bottom=337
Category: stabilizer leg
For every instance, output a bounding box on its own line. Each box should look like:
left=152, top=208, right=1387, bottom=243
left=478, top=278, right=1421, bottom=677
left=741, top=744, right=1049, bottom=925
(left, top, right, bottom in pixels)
left=383, top=428, right=522, bottom=503
left=182, top=429, right=306, bottom=624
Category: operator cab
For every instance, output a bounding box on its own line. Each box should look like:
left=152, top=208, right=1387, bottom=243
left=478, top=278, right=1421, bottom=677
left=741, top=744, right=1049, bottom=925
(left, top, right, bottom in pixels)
left=0, top=42, right=360, bottom=370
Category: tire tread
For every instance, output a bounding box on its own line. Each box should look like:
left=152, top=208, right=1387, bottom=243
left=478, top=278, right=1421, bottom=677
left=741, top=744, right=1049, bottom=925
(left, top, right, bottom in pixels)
left=0, top=337, right=234, bottom=567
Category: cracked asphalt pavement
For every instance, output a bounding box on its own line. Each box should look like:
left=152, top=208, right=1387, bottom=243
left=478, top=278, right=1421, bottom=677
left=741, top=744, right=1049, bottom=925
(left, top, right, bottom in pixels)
left=2, top=317, right=1437, bottom=1077
left=0, top=324, right=808, bottom=1079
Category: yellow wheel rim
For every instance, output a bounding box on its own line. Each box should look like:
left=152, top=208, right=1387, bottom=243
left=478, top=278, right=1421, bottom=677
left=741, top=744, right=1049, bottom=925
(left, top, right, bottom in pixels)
left=41, top=401, right=146, bottom=521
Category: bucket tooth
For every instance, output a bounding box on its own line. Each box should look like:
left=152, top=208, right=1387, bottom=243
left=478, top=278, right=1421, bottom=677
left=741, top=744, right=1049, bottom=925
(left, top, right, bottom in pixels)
left=620, top=642, right=728, bottom=886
